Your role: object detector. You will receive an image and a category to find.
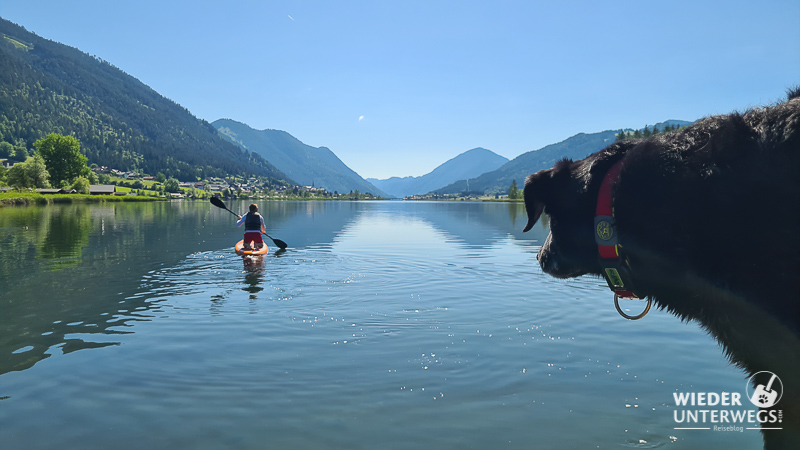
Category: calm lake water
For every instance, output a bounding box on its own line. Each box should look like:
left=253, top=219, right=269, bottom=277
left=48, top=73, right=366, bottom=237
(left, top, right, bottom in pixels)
left=0, top=200, right=763, bottom=449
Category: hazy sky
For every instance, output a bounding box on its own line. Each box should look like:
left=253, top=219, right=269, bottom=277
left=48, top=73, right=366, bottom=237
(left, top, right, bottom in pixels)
left=2, top=1, right=798, bottom=179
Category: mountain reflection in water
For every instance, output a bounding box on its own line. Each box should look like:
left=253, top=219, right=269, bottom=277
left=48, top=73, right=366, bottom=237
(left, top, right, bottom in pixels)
left=0, top=201, right=763, bottom=449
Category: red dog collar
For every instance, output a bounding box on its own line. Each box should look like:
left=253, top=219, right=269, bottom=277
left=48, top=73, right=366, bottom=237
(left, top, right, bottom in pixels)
left=594, top=159, right=639, bottom=299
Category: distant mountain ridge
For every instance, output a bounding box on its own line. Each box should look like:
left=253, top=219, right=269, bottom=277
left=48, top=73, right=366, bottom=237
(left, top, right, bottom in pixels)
left=0, top=18, right=289, bottom=182
left=435, top=120, right=693, bottom=195
left=213, top=119, right=388, bottom=197
left=367, top=147, right=508, bottom=198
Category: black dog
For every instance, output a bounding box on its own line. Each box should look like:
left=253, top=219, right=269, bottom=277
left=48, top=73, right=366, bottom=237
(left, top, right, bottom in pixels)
left=523, top=89, right=800, bottom=449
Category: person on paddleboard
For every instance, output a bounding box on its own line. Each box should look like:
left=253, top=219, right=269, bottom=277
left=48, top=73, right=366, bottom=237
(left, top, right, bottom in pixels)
left=236, top=203, right=267, bottom=251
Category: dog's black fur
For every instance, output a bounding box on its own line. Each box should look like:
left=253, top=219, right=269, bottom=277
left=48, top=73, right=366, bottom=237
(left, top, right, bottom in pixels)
left=523, top=89, right=800, bottom=449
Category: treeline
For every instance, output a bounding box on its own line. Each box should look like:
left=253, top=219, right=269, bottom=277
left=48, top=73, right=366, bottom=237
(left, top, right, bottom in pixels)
left=615, top=123, right=685, bottom=141
left=0, top=18, right=292, bottom=184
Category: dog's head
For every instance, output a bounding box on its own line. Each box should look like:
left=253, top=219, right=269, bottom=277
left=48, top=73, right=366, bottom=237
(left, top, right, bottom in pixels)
left=522, top=153, right=620, bottom=279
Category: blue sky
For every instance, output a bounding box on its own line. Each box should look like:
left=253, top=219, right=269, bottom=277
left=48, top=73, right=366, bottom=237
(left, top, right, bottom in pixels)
left=2, top=1, right=799, bottom=179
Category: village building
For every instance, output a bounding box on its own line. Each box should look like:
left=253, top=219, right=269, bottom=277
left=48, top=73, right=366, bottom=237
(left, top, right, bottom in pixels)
left=36, top=188, right=76, bottom=194
left=89, top=185, right=116, bottom=195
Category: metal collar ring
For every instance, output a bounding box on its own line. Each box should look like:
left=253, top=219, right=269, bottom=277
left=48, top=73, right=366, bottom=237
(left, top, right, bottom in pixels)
left=614, top=294, right=652, bottom=320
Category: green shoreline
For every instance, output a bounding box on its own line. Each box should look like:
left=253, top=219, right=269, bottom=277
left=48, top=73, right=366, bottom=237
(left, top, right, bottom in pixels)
left=403, top=197, right=524, bottom=203
left=0, top=192, right=164, bottom=207
left=0, top=192, right=392, bottom=206
left=0, top=192, right=519, bottom=207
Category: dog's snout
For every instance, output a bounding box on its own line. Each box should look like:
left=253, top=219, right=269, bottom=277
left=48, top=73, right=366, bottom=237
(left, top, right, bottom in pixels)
left=537, top=233, right=557, bottom=273
left=537, top=247, right=556, bottom=273
left=535, top=232, right=588, bottom=279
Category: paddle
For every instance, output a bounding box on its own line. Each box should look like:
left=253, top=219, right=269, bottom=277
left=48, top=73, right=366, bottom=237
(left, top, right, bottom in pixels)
left=210, top=197, right=288, bottom=250
left=263, top=233, right=288, bottom=251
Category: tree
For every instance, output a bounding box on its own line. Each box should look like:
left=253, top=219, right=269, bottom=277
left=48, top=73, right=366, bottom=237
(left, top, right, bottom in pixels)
left=156, top=172, right=166, bottom=183
left=6, top=154, right=51, bottom=188
left=0, top=142, right=12, bottom=158
left=71, top=176, right=91, bottom=194
left=5, top=164, right=24, bottom=188
left=34, top=134, right=88, bottom=188
left=164, top=177, right=181, bottom=193
left=508, top=179, right=519, bottom=199
left=11, top=145, right=29, bottom=162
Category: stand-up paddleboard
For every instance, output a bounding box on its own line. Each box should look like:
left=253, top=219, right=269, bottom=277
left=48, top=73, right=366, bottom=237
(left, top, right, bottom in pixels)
left=235, top=240, right=269, bottom=256
left=209, top=198, right=289, bottom=251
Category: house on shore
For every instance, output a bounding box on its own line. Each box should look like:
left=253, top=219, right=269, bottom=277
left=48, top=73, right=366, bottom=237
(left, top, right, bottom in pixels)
left=36, top=188, right=76, bottom=194
left=89, top=185, right=116, bottom=195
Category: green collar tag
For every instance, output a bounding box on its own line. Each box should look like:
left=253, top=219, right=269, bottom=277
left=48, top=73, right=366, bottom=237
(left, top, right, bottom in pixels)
left=604, top=268, right=625, bottom=289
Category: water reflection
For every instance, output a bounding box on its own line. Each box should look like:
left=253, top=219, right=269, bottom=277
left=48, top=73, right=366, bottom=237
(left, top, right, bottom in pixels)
left=0, top=202, right=225, bottom=374
left=36, top=206, right=93, bottom=269
left=242, top=256, right=266, bottom=297
left=0, top=205, right=92, bottom=275
left=1, top=200, right=774, bottom=449
left=0, top=200, right=544, bottom=375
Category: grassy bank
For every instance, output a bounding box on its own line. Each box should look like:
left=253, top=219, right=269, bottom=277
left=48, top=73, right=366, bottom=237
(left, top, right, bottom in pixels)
left=0, top=191, right=164, bottom=207
left=404, top=196, right=524, bottom=202
left=478, top=197, right=524, bottom=202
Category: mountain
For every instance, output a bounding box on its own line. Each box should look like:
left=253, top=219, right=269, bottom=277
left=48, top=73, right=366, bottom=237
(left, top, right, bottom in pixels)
left=367, top=148, right=509, bottom=198
left=214, top=119, right=388, bottom=197
left=0, top=18, right=290, bottom=182
left=435, top=120, right=693, bottom=195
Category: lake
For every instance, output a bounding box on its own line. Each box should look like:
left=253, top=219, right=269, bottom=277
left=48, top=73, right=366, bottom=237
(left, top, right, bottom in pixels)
left=0, top=200, right=763, bottom=449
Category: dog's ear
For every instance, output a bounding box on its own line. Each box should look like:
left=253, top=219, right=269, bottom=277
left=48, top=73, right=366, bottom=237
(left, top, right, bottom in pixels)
left=523, top=159, right=574, bottom=232
left=522, top=171, right=549, bottom=232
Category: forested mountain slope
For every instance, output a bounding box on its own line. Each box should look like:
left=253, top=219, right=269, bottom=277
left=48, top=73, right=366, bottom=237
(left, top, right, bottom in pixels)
left=436, top=120, right=692, bottom=195
left=0, top=18, right=289, bottom=182
left=215, top=119, right=388, bottom=196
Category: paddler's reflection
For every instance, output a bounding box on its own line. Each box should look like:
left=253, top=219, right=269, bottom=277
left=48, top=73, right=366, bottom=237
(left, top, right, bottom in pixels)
left=242, top=256, right=265, bottom=298
left=241, top=249, right=285, bottom=298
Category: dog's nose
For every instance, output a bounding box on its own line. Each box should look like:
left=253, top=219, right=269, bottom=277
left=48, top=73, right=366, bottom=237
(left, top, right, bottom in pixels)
left=537, top=248, right=557, bottom=274
left=537, top=233, right=556, bottom=272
